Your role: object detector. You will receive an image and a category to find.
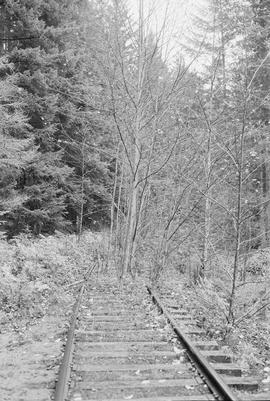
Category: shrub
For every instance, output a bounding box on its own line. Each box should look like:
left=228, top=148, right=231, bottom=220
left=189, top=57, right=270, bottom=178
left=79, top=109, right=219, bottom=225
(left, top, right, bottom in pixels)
left=0, top=231, right=108, bottom=323
left=245, top=249, right=270, bottom=276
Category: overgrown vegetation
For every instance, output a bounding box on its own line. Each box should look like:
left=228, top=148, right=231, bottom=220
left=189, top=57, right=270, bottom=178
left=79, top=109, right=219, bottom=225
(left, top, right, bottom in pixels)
left=0, top=231, right=107, bottom=327
left=0, top=0, right=270, bottom=383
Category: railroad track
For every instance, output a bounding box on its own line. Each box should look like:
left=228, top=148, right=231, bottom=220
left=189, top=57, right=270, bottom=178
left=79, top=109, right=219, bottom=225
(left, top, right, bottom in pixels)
left=54, top=276, right=270, bottom=401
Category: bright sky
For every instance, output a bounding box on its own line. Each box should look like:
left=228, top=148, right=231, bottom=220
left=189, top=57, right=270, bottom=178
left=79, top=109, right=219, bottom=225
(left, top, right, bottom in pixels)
left=126, top=0, right=209, bottom=65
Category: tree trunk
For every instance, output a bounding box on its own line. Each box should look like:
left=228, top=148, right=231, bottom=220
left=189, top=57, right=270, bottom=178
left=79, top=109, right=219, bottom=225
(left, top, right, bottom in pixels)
left=123, top=142, right=140, bottom=276
left=121, top=0, right=144, bottom=278
left=228, top=101, right=247, bottom=323
left=202, top=130, right=212, bottom=273
left=108, top=145, right=120, bottom=261
left=77, top=139, right=85, bottom=242
left=260, top=159, right=270, bottom=247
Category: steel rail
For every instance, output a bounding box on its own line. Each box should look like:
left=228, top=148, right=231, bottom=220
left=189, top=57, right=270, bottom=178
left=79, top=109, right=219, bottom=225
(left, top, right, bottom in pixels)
left=147, top=286, right=239, bottom=401
left=54, top=263, right=96, bottom=401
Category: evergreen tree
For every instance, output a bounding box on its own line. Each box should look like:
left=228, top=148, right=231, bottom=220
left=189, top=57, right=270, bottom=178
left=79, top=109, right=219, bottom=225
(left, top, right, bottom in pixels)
left=1, top=0, right=114, bottom=236
left=0, top=57, right=37, bottom=236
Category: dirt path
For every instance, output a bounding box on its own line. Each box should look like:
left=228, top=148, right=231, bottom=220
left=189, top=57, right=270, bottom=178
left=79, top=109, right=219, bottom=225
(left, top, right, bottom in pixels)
left=0, top=311, right=67, bottom=401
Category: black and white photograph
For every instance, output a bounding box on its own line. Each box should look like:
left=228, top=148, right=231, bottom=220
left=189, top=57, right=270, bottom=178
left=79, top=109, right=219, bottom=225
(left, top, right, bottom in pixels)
left=0, top=1, right=270, bottom=400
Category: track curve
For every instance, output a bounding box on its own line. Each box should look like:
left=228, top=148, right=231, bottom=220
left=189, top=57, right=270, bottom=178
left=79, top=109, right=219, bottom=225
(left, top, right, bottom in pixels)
left=54, top=276, right=270, bottom=401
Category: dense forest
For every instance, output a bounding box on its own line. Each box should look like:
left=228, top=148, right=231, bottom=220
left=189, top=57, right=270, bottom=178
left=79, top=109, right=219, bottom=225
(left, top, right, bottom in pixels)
left=0, top=0, right=115, bottom=238
left=1, top=0, right=270, bottom=323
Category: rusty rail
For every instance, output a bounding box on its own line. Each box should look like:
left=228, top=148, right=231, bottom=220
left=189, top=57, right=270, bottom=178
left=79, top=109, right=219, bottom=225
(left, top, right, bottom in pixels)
left=147, top=286, right=239, bottom=401
left=54, top=263, right=96, bottom=401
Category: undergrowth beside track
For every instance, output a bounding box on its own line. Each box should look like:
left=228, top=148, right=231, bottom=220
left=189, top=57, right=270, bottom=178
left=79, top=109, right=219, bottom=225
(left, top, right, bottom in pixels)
left=0, top=231, right=108, bottom=401
left=0, top=231, right=107, bottom=330
left=158, top=266, right=270, bottom=392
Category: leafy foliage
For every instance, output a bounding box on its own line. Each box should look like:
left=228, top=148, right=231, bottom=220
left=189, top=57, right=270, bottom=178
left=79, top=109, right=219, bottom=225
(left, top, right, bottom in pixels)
left=0, top=231, right=107, bottom=322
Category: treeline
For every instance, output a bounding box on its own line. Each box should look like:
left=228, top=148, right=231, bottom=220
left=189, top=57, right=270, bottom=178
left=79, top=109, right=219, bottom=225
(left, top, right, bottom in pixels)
left=1, top=0, right=270, bottom=295
left=0, top=0, right=115, bottom=237
left=1, top=0, right=270, bottom=335
left=99, top=0, right=270, bottom=288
